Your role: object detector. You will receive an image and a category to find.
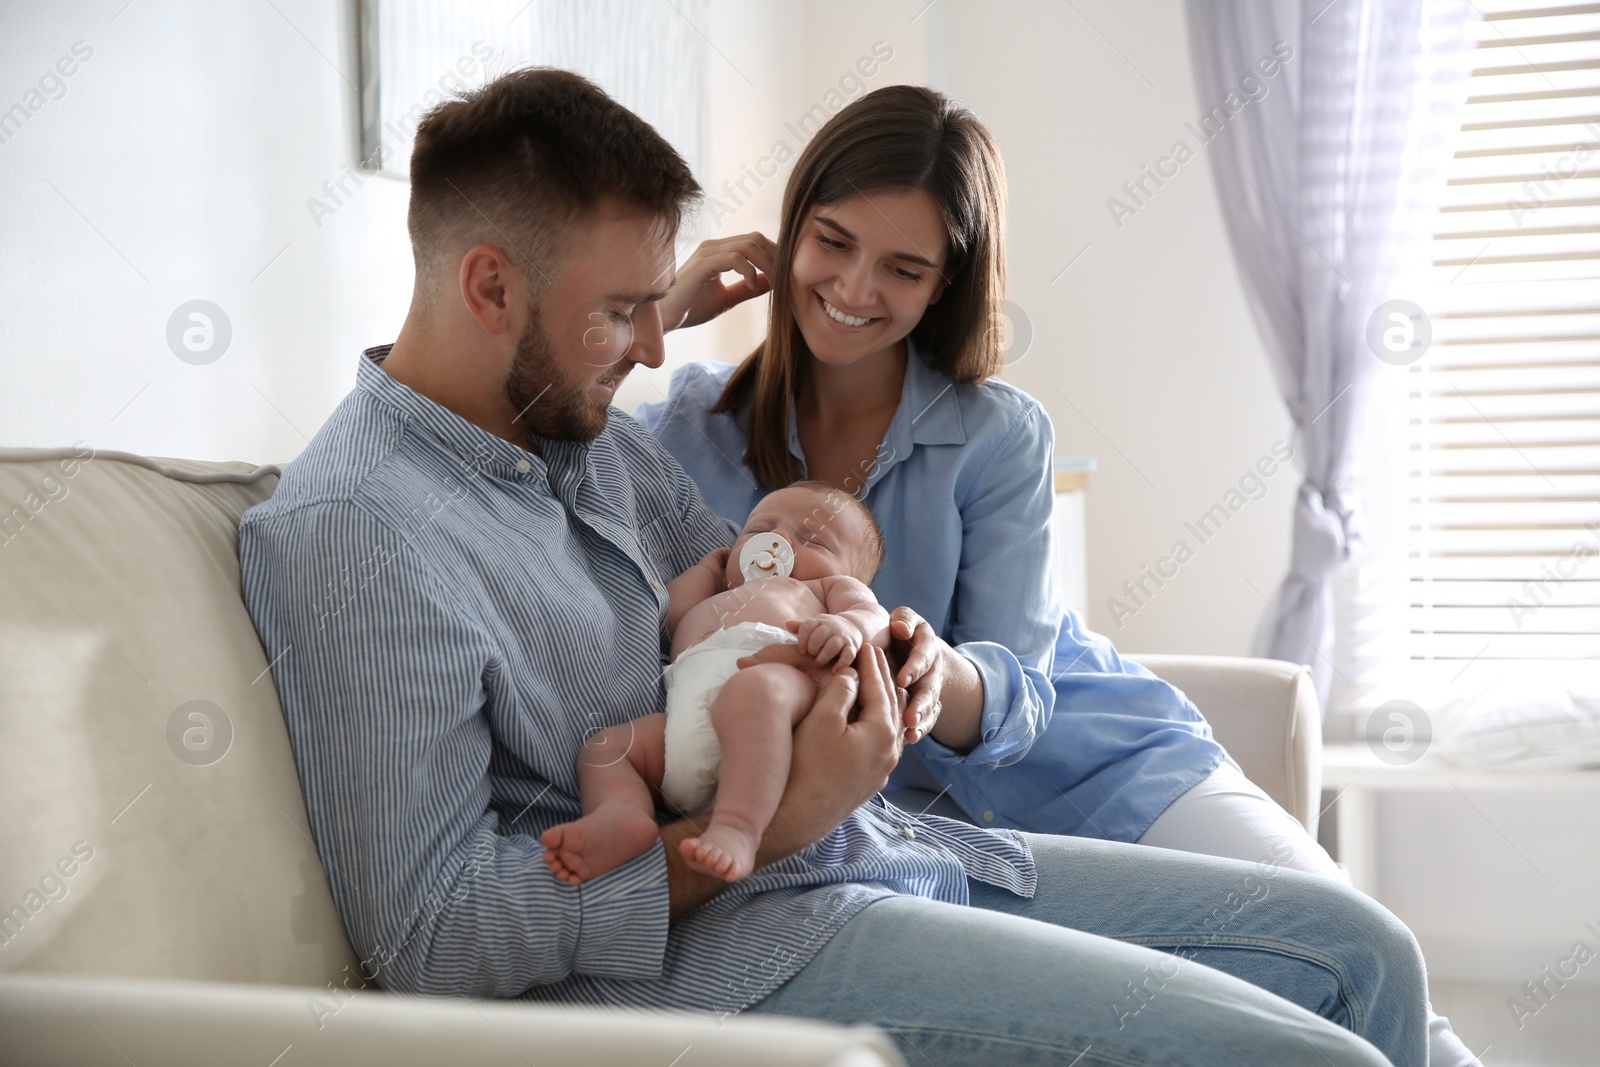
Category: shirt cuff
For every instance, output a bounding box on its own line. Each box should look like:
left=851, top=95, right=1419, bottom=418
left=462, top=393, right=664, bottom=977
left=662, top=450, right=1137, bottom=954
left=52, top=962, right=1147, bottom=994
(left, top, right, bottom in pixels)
left=917, top=642, right=1035, bottom=768
left=572, top=836, right=670, bottom=980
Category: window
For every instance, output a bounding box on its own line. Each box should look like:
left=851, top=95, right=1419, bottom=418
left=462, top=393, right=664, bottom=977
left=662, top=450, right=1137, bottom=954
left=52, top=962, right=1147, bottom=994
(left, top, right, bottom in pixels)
left=1399, top=1, right=1600, bottom=695
left=1333, top=1, right=1599, bottom=731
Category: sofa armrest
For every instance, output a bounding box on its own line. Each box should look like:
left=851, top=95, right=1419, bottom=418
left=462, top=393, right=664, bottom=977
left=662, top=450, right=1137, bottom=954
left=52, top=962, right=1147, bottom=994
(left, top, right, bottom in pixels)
left=0, top=973, right=904, bottom=1067
left=1129, top=654, right=1322, bottom=835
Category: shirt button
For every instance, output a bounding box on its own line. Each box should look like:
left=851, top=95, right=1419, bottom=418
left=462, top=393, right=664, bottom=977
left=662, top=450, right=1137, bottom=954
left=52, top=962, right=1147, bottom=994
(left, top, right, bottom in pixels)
left=902, top=826, right=916, bottom=841
left=982, top=811, right=995, bottom=823
left=515, top=459, right=531, bottom=474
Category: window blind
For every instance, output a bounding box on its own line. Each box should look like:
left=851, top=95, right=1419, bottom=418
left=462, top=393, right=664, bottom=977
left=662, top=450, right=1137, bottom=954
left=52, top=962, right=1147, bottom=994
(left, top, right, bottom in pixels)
left=1409, top=0, right=1600, bottom=670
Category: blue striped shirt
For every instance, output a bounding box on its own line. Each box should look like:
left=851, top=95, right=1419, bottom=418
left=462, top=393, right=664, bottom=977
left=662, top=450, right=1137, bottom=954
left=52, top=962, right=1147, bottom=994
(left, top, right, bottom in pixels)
left=238, top=347, right=1035, bottom=1013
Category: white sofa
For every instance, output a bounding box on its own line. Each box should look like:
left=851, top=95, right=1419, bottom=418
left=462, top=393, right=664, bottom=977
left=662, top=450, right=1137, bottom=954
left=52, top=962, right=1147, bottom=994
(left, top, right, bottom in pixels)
left=0, top=446, right=1321, bottom=1066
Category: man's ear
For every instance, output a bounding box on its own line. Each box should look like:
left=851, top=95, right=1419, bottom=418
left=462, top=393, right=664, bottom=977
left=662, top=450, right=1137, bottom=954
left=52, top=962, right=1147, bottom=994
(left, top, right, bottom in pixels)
left=458, top=243, right=522, bottom=335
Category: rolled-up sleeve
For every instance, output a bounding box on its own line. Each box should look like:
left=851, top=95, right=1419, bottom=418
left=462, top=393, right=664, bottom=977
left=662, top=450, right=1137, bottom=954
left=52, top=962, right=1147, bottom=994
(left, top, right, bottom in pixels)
left=919, top=403, right=1061, bottom=768
left=919, top=640, right=1052, bottom=767
left=239, top=500, right=669, bottom=997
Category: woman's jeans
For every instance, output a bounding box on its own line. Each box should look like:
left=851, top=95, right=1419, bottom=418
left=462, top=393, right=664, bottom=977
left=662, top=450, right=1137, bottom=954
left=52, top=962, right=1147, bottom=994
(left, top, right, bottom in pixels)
left=748, top=832, right=1427, bottom=1067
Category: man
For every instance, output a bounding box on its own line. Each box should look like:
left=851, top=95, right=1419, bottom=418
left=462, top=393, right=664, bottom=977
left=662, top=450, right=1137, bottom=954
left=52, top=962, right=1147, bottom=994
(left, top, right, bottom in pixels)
left=240, top=68, right=1424, bottom=1066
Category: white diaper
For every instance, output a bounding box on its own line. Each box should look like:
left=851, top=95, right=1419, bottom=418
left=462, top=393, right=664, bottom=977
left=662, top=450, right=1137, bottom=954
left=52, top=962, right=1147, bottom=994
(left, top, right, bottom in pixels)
left=660, top=621, right=796, bottom=815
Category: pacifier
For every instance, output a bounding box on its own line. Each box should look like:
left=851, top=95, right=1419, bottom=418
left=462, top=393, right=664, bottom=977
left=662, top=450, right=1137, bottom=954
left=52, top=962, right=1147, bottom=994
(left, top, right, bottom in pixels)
left=738, top=532, right=795, bottom=581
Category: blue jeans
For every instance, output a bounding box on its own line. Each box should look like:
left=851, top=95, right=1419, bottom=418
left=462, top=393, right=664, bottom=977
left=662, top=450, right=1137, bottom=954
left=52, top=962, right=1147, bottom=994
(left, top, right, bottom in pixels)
left=748, top=833, right=1426, bottom=1066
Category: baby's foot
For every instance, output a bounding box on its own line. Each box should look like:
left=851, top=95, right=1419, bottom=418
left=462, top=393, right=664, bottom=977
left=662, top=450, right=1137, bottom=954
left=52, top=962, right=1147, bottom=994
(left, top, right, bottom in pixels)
left=541, top=806, right=659, bottom=886
left=679, top=822, right=760, bottom=883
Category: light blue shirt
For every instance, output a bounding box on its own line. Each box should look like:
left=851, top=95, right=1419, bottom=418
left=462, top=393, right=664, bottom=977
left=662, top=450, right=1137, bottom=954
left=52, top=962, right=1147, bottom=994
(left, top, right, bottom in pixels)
left=238, top=347, right=1034, bottom=1014
left=637, top=342, right=1225, bottom=841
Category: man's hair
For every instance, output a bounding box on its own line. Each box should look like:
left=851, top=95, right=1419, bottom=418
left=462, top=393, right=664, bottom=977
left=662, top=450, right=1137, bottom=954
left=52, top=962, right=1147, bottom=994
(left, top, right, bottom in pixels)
left=407, top=67, right=701, bottom=302
left=789, top=480, right=886, bottom=582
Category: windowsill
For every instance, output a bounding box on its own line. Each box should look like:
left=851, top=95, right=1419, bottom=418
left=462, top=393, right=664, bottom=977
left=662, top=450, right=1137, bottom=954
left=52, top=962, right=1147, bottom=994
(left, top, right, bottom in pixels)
left=1322, top=742, right=1600, bottom=792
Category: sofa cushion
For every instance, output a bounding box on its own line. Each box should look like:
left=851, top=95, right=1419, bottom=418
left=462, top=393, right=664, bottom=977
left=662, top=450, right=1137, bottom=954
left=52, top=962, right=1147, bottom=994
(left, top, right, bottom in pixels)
left=0, top=446, right=360, bottom=986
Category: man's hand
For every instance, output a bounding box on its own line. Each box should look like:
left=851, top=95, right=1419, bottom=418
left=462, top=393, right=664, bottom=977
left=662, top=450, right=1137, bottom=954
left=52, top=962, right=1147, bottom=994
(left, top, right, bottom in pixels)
left=658, top=233, right=777, bottom=333
left=787, top=614, right=864, bottom=672
left=782, top=643, right=906, bottom=822
left=664, top=644, right=905, bottom=918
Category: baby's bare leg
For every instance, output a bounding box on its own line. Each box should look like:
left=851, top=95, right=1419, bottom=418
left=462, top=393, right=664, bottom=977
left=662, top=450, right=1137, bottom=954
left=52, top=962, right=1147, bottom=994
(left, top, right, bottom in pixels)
left=681, top=663, right=816, bottom=882
left=541, top=713, right=666, bottom=886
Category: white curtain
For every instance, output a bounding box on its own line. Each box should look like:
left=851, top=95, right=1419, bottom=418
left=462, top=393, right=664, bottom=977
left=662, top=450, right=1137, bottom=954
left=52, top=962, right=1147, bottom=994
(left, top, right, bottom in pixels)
left=1184, top=0, right=1477, bottom=706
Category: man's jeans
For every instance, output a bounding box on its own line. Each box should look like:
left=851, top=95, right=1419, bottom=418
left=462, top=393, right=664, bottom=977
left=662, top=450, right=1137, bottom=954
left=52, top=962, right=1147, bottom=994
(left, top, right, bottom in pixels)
left=748, top=832, right=1425, bottom=1067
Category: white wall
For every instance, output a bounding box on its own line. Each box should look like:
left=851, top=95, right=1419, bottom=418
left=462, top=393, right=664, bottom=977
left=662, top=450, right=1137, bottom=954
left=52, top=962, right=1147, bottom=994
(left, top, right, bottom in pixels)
left=1, top=0, right=412, bottom=464
left=931, top=0, right=1294, bottom=656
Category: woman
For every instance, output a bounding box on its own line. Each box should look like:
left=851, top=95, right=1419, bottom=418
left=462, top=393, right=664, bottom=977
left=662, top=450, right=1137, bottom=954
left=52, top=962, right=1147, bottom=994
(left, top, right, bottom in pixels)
left=640, top=84, right=1476, bottom=1066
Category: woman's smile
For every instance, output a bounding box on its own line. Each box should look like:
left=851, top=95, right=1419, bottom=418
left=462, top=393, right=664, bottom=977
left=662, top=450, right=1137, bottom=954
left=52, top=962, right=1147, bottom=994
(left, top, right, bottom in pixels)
left=817, top=292, right=879, bottom=331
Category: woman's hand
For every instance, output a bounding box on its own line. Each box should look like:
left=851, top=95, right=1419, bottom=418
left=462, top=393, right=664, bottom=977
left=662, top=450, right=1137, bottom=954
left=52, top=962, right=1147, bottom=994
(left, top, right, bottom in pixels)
left=889, top=606, right=984, bottom=752
left=889, top=606, right=945, bottom=744
left=659, top=232, right=778, bottom=332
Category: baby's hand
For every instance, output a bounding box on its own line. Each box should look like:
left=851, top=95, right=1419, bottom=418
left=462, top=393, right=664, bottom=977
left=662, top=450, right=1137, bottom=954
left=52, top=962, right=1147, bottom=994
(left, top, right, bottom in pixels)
left=698, top=546, right=732, bottom=589
left=788, top=614, right=863, bottom=672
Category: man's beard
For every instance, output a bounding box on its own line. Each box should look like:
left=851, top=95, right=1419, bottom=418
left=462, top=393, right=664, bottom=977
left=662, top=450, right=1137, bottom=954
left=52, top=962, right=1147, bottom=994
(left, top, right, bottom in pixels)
left=504, top=304, right=626, bottom=443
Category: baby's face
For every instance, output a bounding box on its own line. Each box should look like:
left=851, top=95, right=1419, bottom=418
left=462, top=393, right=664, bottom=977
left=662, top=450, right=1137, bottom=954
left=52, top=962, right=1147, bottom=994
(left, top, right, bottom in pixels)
left=727, top=486, right=868, bottom=588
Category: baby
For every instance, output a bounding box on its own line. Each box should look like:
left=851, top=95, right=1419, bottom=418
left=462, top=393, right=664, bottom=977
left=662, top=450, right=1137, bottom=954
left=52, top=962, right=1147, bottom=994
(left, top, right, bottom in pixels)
left=541, top=481, right=889, bottom=884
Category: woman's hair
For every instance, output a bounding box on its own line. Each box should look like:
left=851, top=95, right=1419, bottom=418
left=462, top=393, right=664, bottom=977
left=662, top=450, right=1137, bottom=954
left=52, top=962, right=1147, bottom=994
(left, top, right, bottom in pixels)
left=711, top=84, right=1009, bottom=490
